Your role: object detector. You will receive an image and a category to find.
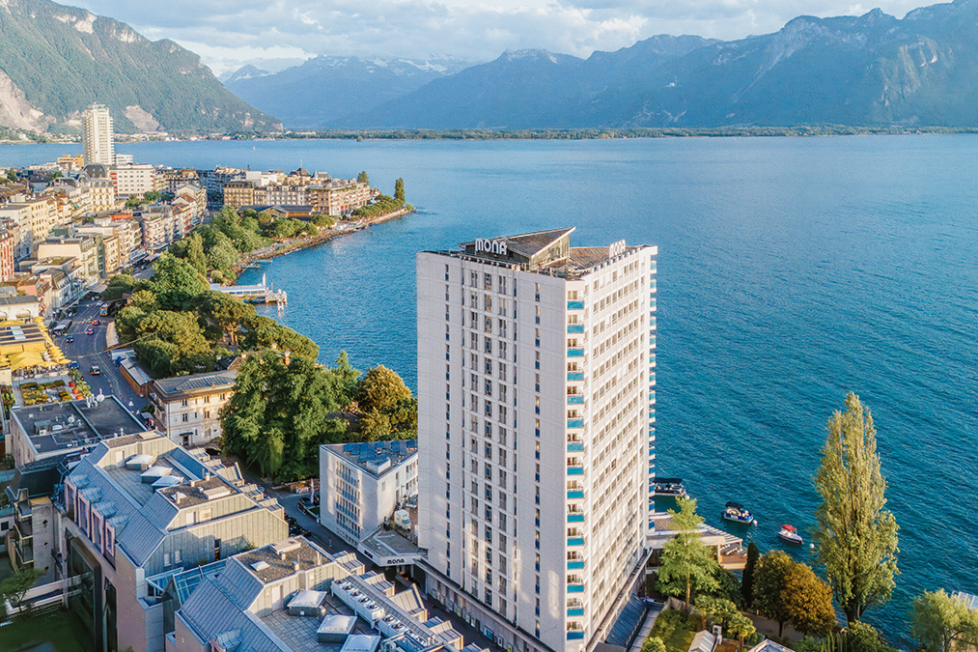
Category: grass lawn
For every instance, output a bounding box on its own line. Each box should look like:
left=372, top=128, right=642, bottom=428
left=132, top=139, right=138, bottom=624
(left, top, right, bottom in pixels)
left=649, top=609, right=699, bottom=652
left=0, top=610, right=93, bottom=652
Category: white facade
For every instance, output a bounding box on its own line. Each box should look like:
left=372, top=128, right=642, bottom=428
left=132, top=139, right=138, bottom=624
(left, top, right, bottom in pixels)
left=319, top=440, right=419, bottom=545
left=82, top=104, right=115, bottom=166
left=112, top=164, right=161, bottom=197
left=417, top=229, right=657, bottom=652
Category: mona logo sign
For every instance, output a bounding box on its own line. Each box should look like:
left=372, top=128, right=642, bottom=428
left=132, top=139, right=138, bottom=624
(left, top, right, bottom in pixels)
left=475, top=239, right=508, bottom=255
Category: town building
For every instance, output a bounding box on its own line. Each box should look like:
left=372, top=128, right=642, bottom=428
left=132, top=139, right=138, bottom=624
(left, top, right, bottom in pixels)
left=36, top=234, right=101, bottom=285
left=416, top=229, right=657, bottom=652
left=57, top=154, right=85, bottom=171
left=0, top=229, right=13, bottom=281
left=82, top=104, right=115, bottom=166
left=319, top=440, right=419, bottom=546
left=7, top=395, right=149, bottom=468
left=58, top=432, right=289, bottom=652
left=308, top=180, right=372, bottom=216
left=223, top=180, right=257, bottom=208
left=82, top=164, right=117, bottom=213
left=150, top=370, right=238, bottom=447
left=112, top=163, right=163, bottom=198
left=168, top=535, right=471, bottom=652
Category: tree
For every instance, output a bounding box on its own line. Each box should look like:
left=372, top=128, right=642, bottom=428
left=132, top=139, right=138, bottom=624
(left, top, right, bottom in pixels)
left=753, top=550, right=794, bottom=636
left=783, top=562, right=837, bottom=636
left=150, top=253, right=208, bottom=311
left=912, top=590, right=978, bottom=652
left=813, top=393, right=899, bottom=623
left=727, top=613, right=757, bottom=650
left=696, top=595, right=739, bottom=631
left=656, top=497, right=720, bottom=609
left=846, top=621, right=892, bottom=652
left=357, top=171, right=369, bottom=184
left=186, top=232, right=208, bottom=276
left=742, top=542, right=760, bottom=608
left=0, top=567, right=43, bottom=613
left=642, top=637, right=666, bottom=652
left=359, top=365, right=412, bottom=414
left=201, top=291, right=255, bottom=346
left=394, top=177, right=405, bottom=202
left=221, top=350, right=349, bottom=479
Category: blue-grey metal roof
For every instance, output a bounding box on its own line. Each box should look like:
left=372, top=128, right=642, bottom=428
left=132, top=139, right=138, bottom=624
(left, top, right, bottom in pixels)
left=178, top=576, right=291, bottom=652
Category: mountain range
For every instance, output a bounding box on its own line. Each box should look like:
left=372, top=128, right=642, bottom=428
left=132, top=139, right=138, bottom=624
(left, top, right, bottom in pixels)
left=223, top=56, right=473, bottom=129
left=225, top=0, right=978, bottom=130
left=0, top=0, right=278, bottom=134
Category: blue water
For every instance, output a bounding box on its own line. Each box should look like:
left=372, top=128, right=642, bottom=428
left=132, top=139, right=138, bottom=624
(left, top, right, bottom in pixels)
left=3, top=136, right=977, bottom=641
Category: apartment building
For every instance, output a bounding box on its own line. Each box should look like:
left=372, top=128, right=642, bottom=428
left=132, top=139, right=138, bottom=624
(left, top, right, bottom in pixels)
left=319, top=440, right=419, bottom=545
left=82, top=104, right=114, bottom=166
left=223, top=180, right=256, bottom=208
left=59, top=432, right=289, bottom=652
left=150, top=370, right=237, bottom=447
left=36, top=235, right=101, bottom=285
left=308, top=180, right=372, bottom=216
left=0, top=229, right=13, bottom=281
left=416, top=229, right=657, bottom=652
left=112, top=163, right=163, bottom=197
left=138, top=207, right=183, bottom=251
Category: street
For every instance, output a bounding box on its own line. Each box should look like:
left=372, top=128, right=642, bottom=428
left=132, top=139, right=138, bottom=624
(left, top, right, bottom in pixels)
left=54, top=296, right=146, bottom=414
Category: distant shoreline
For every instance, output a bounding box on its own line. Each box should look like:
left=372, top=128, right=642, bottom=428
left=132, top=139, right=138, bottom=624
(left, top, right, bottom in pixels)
left=5, top=125, right=978, bottom=146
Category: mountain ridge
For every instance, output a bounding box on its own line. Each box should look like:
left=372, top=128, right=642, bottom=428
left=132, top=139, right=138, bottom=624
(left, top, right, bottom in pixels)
left=0, top=0, right=280, bottom=134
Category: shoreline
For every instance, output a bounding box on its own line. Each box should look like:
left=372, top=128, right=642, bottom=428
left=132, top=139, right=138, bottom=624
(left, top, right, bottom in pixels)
left=228, top=206, right=412, bottom=278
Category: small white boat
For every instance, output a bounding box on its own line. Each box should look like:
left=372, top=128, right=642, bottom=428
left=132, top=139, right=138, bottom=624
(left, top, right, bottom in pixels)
left=778, top=524, right=803, bottom=545
left=721, top=501, right=754, bottom=525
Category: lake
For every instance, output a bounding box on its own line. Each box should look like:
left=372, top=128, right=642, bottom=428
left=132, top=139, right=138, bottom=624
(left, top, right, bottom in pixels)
left=3, top=135, right=977, bottom=641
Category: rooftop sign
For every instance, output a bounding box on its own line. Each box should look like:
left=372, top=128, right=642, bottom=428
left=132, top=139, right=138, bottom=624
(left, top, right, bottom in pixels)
left=609, top=240, right=627, bottom=258
left=475, top=238, right=508, bottom=256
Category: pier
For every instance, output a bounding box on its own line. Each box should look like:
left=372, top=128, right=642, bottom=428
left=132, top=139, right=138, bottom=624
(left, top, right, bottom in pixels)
left=209, top=274, right=287, bottom=307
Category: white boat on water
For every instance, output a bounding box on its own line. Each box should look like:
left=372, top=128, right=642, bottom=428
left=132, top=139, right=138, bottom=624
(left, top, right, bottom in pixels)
left=778, top=524, right=803, bottom=545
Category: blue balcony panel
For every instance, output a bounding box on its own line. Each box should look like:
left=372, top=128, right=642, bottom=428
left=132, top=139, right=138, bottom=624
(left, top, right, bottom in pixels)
left=567, top=538, right=585, bottom=547
left=567, top=467, right=584, bottom=476
left=567, top=584, right=585, bottom=593
left=567, top=443, right=584, bottom=452
left=567, top=396, right=584, bottom=405
left=567, top=372, right=584, bottom=381
left=567, top=608, right=585, bottom=617
left=567, top=631, right=586, bottom=640
left=567, top=561, right=585, bottom=570
left=567, top=514, right=585, bottom=523
left=567, top=325, right=585, bottom=333
left=567, top=301, right=585, bottom=310
left=567, top=491, right=585, bottom=500
left=567, top=419, right=585, bottom=428
left=567, top=349, right=585, bottom=358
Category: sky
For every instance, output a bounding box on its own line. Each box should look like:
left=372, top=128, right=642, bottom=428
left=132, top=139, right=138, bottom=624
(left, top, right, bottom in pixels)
left=65, top=0, right=931, bottom=75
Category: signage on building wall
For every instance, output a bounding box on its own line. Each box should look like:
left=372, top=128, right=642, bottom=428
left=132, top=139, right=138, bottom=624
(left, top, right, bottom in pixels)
left=609, top=240, right=627, bottom=258
left=475, top=238, right=508, bottom=255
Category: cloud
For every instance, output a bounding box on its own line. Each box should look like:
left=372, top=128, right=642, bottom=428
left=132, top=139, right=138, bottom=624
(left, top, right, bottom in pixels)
left=70, top=0, right=931, bottom=74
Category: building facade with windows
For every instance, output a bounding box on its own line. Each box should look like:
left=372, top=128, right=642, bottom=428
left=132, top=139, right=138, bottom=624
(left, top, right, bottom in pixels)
left=319, top=440, right=419, bottom=545
left=150, top=370, right=237, bottom=447
left=416, top=228, right=657, bottom=652
left=82, top=104, right=115, bottom=166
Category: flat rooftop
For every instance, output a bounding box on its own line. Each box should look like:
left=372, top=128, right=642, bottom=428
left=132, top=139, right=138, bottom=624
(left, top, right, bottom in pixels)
left=237, top=538, right=330, bottom=584
left=260, top=593, right=373, bottom=652
left=324, top=440, right=417, bottom=478
left=12, top=396, right=148, bottom=456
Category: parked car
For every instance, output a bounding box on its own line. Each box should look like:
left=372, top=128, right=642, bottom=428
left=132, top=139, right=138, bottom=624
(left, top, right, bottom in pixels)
left=65, top=336, right=74, bottom=343
left=91, top=320, right=101, bottom=326
left=85, top=328, right=94, bottom=335
left=90, top=365, right=101, bottom=376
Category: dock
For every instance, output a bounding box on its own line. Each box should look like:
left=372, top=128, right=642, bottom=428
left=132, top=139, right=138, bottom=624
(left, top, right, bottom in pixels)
left=209, top=274, right=287, bottom=307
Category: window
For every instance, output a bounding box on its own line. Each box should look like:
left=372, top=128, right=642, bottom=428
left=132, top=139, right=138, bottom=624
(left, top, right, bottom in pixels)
left=182, top=413, right=188, bottom=423
left=181, top=398, right=189, bottom=407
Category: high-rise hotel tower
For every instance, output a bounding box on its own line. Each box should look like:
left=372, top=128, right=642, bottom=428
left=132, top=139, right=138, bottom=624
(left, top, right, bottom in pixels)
left=82, top=103, right=115, bottom=166
left=417, top=229, right=657, bottom=652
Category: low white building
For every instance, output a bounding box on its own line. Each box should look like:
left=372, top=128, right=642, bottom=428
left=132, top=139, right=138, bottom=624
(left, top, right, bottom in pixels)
left=319, top=440, right=418, bottom=545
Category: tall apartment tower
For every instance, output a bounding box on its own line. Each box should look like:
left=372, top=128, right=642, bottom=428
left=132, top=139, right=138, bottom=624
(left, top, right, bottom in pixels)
left=417, top=228, right=657, bottom=652
left=82, top=103, right=114, bottom=166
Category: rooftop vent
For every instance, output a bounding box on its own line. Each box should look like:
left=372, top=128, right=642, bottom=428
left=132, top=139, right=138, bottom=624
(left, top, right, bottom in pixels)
left=251, top=561, right=269, bottom=572
left=202, top=485, right=231, bottom=501
left=270, top=539, right=302, bottom=557
left=140, top=466, right=171, bottom=483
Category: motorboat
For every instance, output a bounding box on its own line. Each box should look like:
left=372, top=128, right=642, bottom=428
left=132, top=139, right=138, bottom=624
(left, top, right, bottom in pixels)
left=721, top=502, right=754, bottom=525
left=778, top=524, right=803, bottom=545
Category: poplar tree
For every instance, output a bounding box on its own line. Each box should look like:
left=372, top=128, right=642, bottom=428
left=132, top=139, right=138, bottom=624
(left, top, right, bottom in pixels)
left=813, top=393, right=899, bottom=623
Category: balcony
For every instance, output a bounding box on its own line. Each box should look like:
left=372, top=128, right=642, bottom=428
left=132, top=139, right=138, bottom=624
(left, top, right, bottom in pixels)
left=567, top=349, right=585, bottom=358
left=566, top=395, right=584, bottom=405
left=567, top=466, right=584, bottom=476
left=566, top=324, right=584, bottom=334
left=567, top=632, right=586, bottom=640
left=567, top=490, right=585, bottom=500
left=567, top=372, right=584, bottom=381
left=567, top=559, right=586, bottom=570
left=567, top=584, right=585, bottom=593
left=567, top=301, right=584, bottom=310
left=567, top=442, right=585, bottom=452
left=567, top=537, right=585, bottom=547
left=567, top=419, right=584, bottom=429
left=567, top=607, right=585, bottom=617
left=567, top=513, right=585, bottom=523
